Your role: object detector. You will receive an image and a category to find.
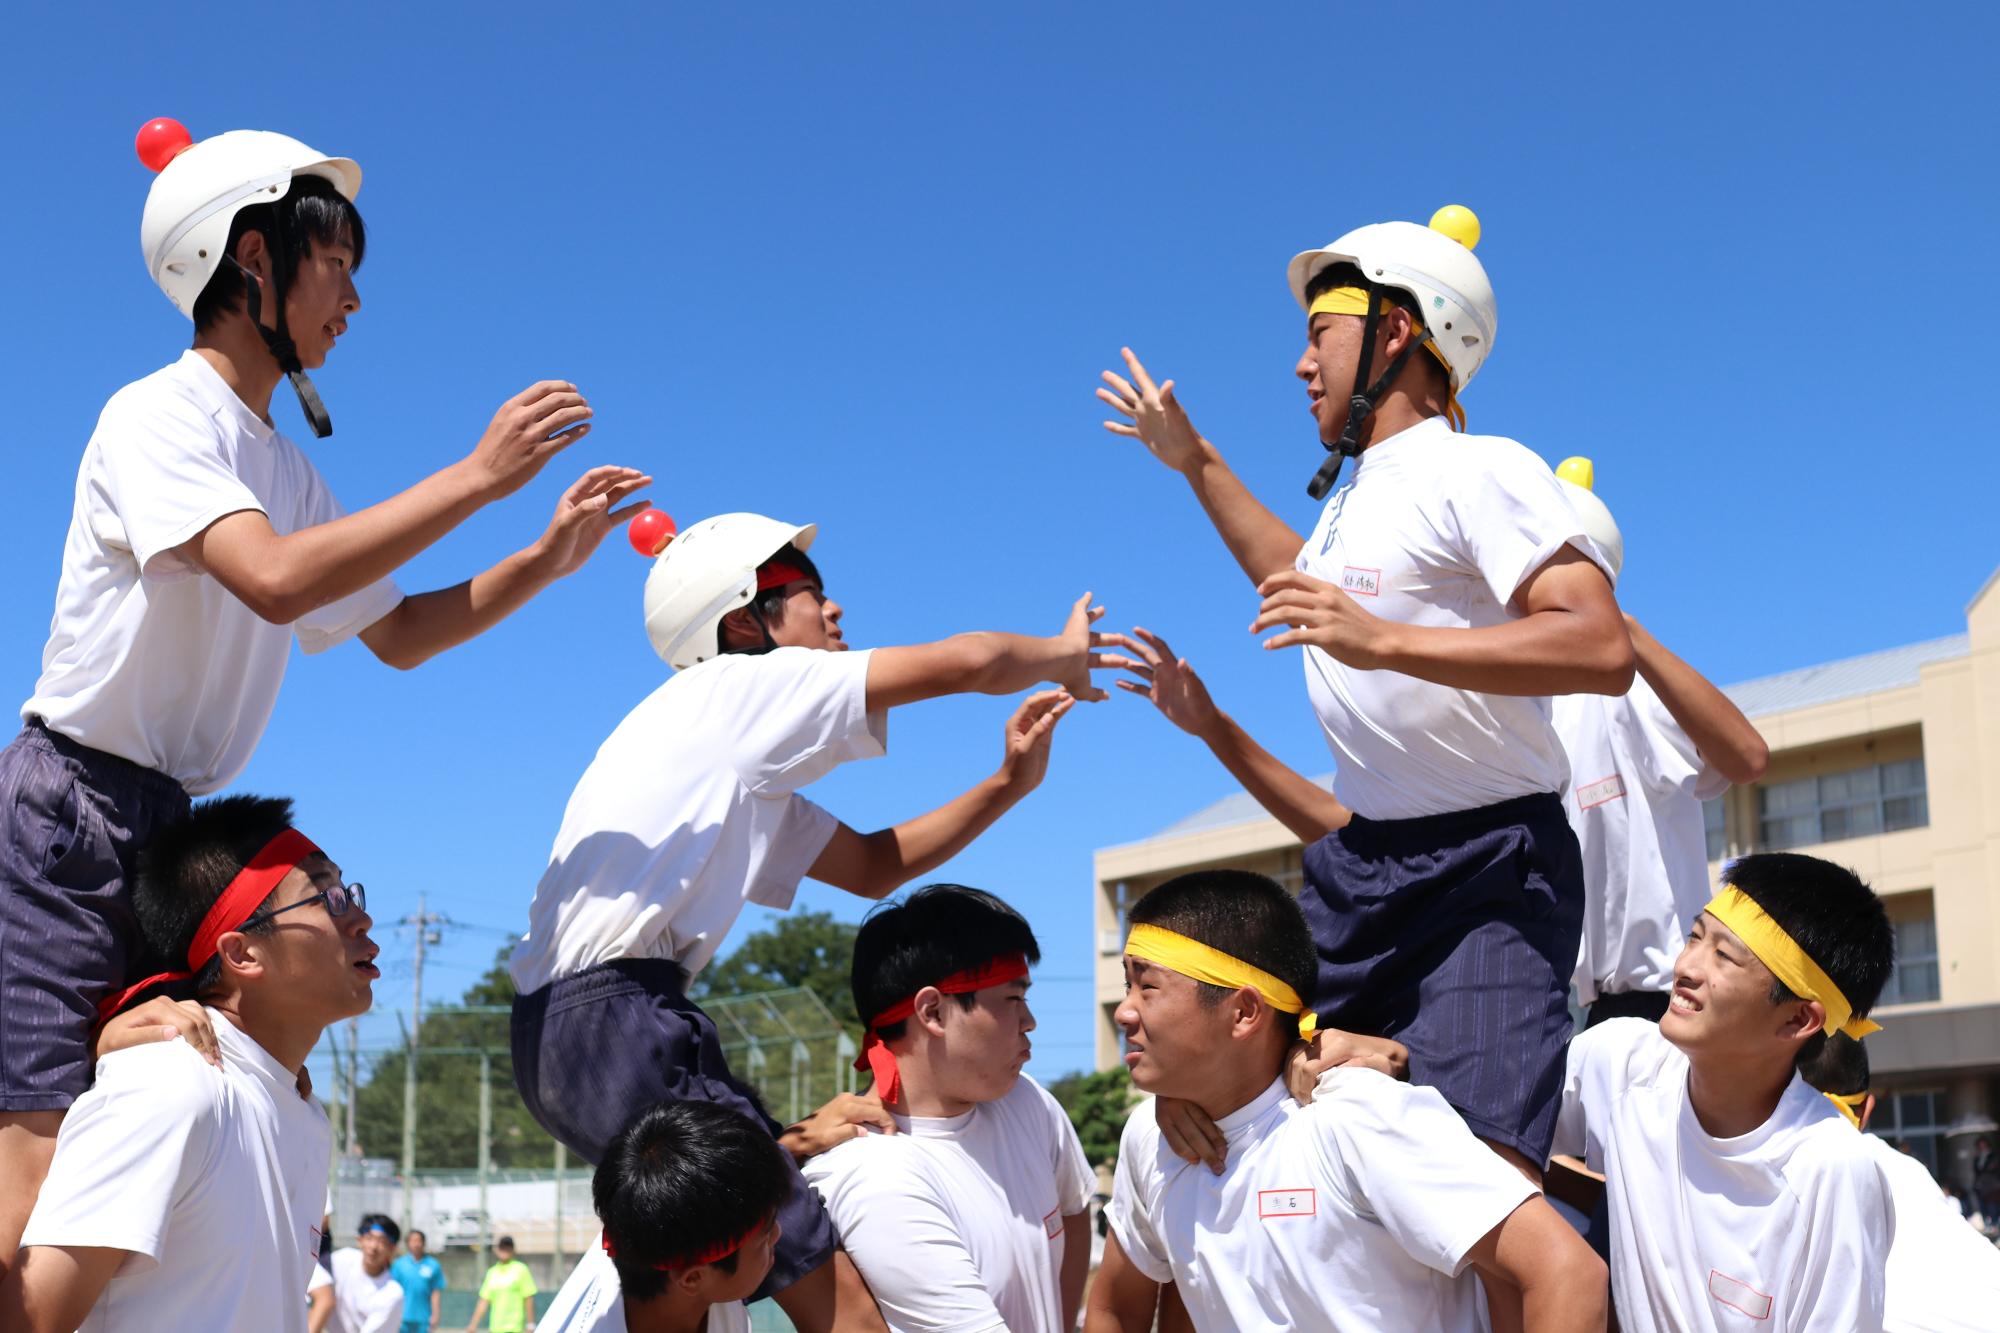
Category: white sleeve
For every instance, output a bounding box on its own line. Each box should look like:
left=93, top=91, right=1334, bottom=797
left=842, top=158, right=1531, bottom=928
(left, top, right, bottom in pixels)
left=309, top=1261, right=333, bottom=1293
left=17, top=1047, right=216, bottom=1267
left=812, top=1160, right=1007, bottom=1333
left=1444, top=439, right=1611, bottom=607
left=1632, top=678, right=1731, bottom=802
left=288, top=459, right=404, bottom=654
left=1317, top=1073, right=1538, bottom=1276
left=94, top=390, right=265, bottom=579
left=1106, top=1103, right=1174, bottom=1284
left=1032, top=1078, right=1098, bottom=1215
left=1786, top=1144, right=1892, bottom=1332
left=727, top=649, right=887, bottom=796
left=745, top=794, right=840, bottom=910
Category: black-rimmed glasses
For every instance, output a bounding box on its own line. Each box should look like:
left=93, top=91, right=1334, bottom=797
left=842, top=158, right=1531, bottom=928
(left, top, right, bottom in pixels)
left=240, top=881, right=366, bottom=931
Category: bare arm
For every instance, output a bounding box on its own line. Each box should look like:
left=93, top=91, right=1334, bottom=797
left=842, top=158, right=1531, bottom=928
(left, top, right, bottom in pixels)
left=1083, top=1233, right=1164, bottom=1333
left=1254, top=546, right=1634, bottom=696
left=1099, top=349, right=1306, bottom=588
left=430, top=1280, right=442, bottom=1326
left=808, top=692, right=1072, bottom=899
left=1060, top=1212, right=1090, bottom=1330
left=1463, top=1197, right=1609, bottom=1333
left=464, top=1296, right=488, bottom=1332
left=308, top=1282, right=335, bottom=1333
left=1626, top=616, right=1768, bottom=783
left=865, top=594, right=1108, bottom=711
left=1101, top=628, right=1348, bottom=843
left=179, top=381, right=594, bottom=625
left=0, top=1244, right=131, bottom=1333
left=358, top=466, right=649, bottom=669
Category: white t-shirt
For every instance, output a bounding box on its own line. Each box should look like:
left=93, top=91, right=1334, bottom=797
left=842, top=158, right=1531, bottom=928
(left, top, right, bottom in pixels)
left=1552, top=1019, right=1894, bottom=1332
left=1296, top=416, right=1610, bottom=820
left=22, top=350, right=402, bottom=793
left=329, top=1247, right=406, bottom=1333
left=802, top=1074, right=1095, bottom=1333
left=1109, top=1070, right=1537, bottom=1332
left=509, top=647, right=886, bottom=990
left=310, top=1261, right=333, bottom=1294
left=1863, top=1133, right=2000, bottom=1333
left=537, top=1244, right=750, bottom=1333
left=1553, top=678, right=1731, bottom=1004
left=19, top=1008, right=333, bottom=1333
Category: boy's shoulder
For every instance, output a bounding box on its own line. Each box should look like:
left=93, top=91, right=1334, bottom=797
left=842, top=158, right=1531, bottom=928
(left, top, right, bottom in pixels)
left=89, top=1033, right=230, bottom=1120
left=1571, top=1016, right=1685, bottom=1094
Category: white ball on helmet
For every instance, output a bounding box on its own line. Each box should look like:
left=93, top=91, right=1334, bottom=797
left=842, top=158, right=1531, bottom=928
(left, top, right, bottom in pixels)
left=1555, top=457, right=1623, bottom=585
left=642, top=513, right=818, bottom=669
left=139, top=125, right=360, bottom=320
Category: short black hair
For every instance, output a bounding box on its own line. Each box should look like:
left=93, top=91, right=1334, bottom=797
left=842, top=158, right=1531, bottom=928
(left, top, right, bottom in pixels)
left=1127, top=869, right=1316, bottom=1036
left=594, top=1101, right=793, bottom=1304
left=191, top=174, right=366, bottom=332
left=852, top=884, right=1041, bottom=1036
left=496, top=1236, right=515, bottom=1250
left=131, top=794, right=300, bottom=997
left=1797, top=1032, right=1870, bottom=1098
left=1725, top=853, right=1894, bottom=1064
left=406, top=1229, right=427, bottom=1244
left=358, top=1213, right=402, bottom=1245
left=722, top=544, right=825, bottom=655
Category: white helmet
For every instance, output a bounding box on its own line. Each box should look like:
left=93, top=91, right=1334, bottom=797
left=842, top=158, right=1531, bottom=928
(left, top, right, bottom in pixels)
left=642, top=513, right=818, bottom=669
left=138, top=121, right=360, bottom=320
left=1286, top=208, right=1496, bottom=394
left=1555, top=457, right=1623, bottom=585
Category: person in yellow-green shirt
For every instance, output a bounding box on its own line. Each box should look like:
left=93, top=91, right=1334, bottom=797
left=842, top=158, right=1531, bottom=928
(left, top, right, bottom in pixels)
left=466, top=1237, right=537, bottom=1333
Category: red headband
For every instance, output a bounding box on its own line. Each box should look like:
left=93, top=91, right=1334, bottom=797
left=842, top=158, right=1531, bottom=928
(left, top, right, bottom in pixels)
left=853, top=953, right=1030, bottom=1106
left=755, top=560, right=810, bottom=592
left=95, top=828, right=321, bottom=1024
left=602, top=1210, right=773, bottom=1270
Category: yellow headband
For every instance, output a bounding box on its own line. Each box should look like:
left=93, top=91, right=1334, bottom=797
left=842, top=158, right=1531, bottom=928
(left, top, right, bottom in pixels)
left=1824, top=1090, right=1869, bottom=1129
left=1304, top=287, right=1464, bottom=431
left=1704, top=886, right=1883, bottom=1040
left=1125, top=924, right=1319, bottom=1038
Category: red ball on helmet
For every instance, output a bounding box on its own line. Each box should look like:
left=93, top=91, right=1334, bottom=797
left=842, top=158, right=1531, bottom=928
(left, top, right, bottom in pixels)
left=628, top=508, right=677, bottom=557
left=135, top=118, right=195, bottom=172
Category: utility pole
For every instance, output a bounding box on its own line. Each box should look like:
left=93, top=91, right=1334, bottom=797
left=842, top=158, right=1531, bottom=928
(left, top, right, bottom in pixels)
left=400, top=894, right=447, bottom=1228
left=477, top=1051, right=493, bottom=1260
left=553, top=1141, right=567, bottom=1271
left=344, top=1016, right=359, bottom=1155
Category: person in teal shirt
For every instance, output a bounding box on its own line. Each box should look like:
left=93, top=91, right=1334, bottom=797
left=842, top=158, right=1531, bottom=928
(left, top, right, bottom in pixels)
left=467, top=1236, right=537, bottom=1333
left=391, top=1228, right=446, bottom=1333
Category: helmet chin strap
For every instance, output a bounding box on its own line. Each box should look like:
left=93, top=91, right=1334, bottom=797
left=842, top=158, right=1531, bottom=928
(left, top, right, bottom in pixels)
left=225, top=202, right=333, bottom=438
left=1305, top=283, right=1423, bottom=501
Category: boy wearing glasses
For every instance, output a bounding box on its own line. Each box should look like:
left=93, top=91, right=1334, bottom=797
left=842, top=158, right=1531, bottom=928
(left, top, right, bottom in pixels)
left=0, top=795, right=377, bottom=1333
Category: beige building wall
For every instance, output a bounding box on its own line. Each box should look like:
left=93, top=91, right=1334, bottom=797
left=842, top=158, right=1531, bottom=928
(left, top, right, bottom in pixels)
left=1092, top=569, right=2000, bottom=1190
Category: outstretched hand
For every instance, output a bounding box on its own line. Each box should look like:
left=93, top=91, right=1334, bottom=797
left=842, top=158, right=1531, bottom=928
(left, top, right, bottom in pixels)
left=1097, top=627, right=1220, bottom=737
left=468, top=380, right=596, bottom=501
left=1060, top=591, right=1114, bottom=702
left=1251, top=569, right=1392, bottom=668
left=1098, top=348, right=1204, bottom=473
left=998, top=689, right=1075, bottom=793
left=532, top=466, right=654, bottom=578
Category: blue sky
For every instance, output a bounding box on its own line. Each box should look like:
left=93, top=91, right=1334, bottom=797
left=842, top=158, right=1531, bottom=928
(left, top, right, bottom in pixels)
left=4, top=4, right=1995, bottom=1106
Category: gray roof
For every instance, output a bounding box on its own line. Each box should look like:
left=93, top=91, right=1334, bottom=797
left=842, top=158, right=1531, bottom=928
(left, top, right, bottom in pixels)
left=1141, top=633, right=1972, bottom=841
left=1722, top=634, right=1968, bottom=719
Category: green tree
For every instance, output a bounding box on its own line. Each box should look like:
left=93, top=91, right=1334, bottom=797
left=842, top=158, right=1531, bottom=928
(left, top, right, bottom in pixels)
left=692, top=910, right=862, bottom=1032
left=1047, top=1067, right=1137, bottom=1168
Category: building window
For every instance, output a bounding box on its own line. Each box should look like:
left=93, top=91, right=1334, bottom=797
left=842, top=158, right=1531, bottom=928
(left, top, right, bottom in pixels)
left=1755, top=758, right=1928, bottom=850
left=1869, top=1088, right=1948, bottom=1177
left=1880, top=897, right=1941, bottom=1006
left=1703, top=796, right=1726, bottom=862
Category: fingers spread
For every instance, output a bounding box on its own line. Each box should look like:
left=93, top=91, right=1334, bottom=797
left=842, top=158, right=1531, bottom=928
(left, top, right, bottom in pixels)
left=1120, top=347, right=1159, bottom=395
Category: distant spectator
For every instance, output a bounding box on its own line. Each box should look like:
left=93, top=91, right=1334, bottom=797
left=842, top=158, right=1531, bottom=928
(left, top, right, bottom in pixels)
left=467, top=1237, right=537, bottom=1333
left=391, top=1228, right=445, bottom=1332
left=332, top=1215, right=407, bottom=1333
left=1974, top=1136, right=2000, bottom=1229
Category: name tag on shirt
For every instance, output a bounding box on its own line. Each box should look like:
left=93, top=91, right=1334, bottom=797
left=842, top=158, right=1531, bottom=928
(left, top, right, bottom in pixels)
left=1257, top=1189, right=1316, bottom=1219
left=1707, top=1270, right=1773, bottom=1320
left=1339, top=567, right=1381, bottom=597
left=1575, top=774, right=1626, bottom=811
left=1043, top=1206, right=1063, bottom=1240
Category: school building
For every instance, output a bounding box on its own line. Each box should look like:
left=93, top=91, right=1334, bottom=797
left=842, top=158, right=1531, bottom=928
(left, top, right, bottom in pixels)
left=1091, top=568, right=2000, bottom=1191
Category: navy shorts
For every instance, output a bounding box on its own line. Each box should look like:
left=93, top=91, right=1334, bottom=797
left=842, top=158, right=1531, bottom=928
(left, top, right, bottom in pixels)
left=0, top=720, right=190, bottom=1112
left=511, top=959, right=837, bottom=1300
left=1299, top=791, right=1585, bottom=1164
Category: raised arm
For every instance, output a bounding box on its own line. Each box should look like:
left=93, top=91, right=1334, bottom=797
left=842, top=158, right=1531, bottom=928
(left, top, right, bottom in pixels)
left=1253, top=546, right=1634, bottom=696
left=1099, top=348, right=1306, bottom=588
left=808, top=692, right=1072, bottom=900
left=1083, top=1233, right=1166, bottom=1333
left=1101, top=628, right=1348, bottom=843
left=1626, top=615, right=1769, bottom=783
left=357, top=465, right=650, bottom=669
left=0, top=1245, right=130, bottom=1333
left=181, top=381, right=597, bottom=624
left=1462, top=1197, right=1609, bottom=1333
left=864, top=593, right=1109, bottom=711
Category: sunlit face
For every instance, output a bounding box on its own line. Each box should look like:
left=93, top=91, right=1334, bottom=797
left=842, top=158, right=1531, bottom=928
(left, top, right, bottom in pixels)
left=1114, top=957, right=1232, bottom=1099
left=763, top=579, right=846, bottom=652
left=229, top=854, right=379, bottom=1028
left=1659, top=911, right=1815, bottom=1059
left=271, top=236, right=360, bottom=371
left=936, top=979, right=1036, bottom=1103
left=1295, top=312, right=1366, bottom=444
